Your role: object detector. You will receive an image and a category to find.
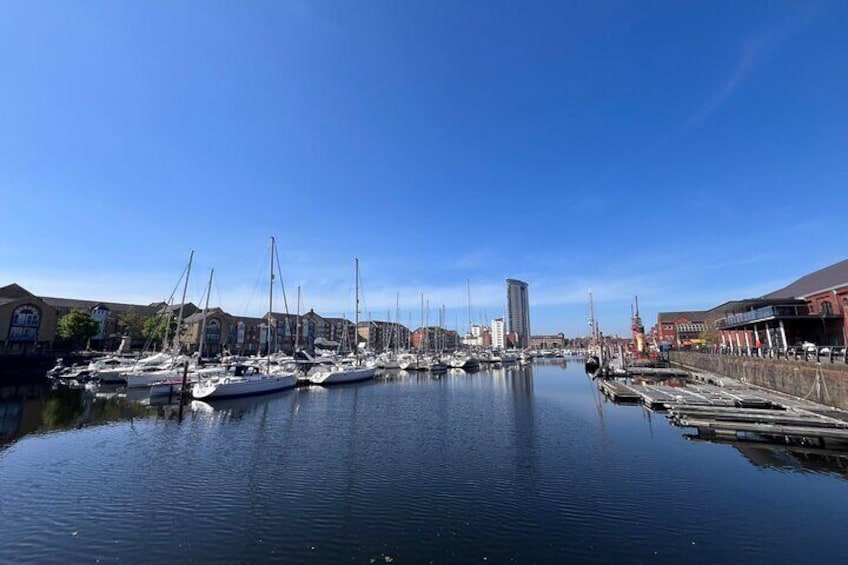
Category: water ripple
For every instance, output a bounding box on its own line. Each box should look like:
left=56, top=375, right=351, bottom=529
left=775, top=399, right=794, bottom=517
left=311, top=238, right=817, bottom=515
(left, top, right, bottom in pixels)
left=2, top=364, right=847, bottom=562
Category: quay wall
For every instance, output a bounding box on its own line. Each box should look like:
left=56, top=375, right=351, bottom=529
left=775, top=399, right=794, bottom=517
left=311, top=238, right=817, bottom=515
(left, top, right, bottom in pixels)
left=670, top=352, right=848, bottom=411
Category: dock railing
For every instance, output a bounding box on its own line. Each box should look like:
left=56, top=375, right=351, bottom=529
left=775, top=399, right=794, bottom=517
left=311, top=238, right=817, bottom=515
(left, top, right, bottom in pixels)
left=687, top=344, right=848, bottom=365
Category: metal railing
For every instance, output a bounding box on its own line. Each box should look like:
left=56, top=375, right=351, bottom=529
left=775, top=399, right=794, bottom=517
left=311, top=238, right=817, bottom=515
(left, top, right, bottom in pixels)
left=691, top=344, right=848, bottom=364
left=715, top=304, right=814, bottom=329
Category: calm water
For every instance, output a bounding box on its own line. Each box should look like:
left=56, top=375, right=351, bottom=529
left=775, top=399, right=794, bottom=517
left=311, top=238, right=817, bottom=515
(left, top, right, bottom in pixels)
left=2, top=360, right=848, bottom=563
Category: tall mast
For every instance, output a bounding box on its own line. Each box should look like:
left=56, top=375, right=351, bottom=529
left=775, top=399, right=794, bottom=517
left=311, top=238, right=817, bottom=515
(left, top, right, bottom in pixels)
left=198, top=268, right=213, bottom=358
left=425, top=299, right=430, bottom=354
left=419, top=293, right=425, bottom=355
left=588, top=289, right=597, bottom=343
left=268, top=236, right=275, bottom=372
left=295, top=286, right=301, bottom=352
left=395, top=292, right=400, bottom=355
left=172, top=250, right=194, bottom=356
left=355, top=258, right=360, bottom=361
left=466, top=279, right=472, bottom=343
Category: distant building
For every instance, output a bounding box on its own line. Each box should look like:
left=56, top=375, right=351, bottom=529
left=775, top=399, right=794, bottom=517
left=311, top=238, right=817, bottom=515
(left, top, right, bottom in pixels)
left=323, top=317, right=357, bottom=352
left=463, top=324, right=489, bottom=347
left=506, top=332, right=520, bottom=348
left=357, top=320, right=410, bottom=352
left=491, top=318, right=506, bottom=349
left=0, top=284, right=58, bottom=353
left=530, top=333, right=565, bottom=349
left=411, top=327, right=460, bottom=351
left=655, top=311, right=708, bottom=347
left=42, top=295, right=166, bottom=351
left=506, top=279, right=531, bottom=348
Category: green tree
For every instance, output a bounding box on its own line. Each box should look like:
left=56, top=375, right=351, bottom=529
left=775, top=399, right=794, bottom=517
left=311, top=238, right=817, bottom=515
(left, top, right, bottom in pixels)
left=117, top=307, right=144, bottom=339
left=142, top=315, right=177, bottom=349
left=698, top=326, right=722, bottom=345
left=57, top=309, right=100, bottom=350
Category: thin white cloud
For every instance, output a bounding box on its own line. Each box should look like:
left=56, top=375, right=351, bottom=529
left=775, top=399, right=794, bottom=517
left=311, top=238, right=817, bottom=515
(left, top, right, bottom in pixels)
left=686, top=8, right=822, bottom=129
left=686, top=40, right=760, bottom=128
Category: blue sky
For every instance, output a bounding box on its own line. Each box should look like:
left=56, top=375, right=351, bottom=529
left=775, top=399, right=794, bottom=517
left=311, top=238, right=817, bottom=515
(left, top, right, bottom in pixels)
left=2, top=1, right=847, bottom=336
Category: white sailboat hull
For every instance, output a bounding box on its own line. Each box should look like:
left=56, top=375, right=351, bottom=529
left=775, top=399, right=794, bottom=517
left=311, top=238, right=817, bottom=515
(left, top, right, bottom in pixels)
left=308, top=366, right=376, bottom=385
left=126, top=369, right=189, bottom=388
left=192, top=373, right=297, bottom=400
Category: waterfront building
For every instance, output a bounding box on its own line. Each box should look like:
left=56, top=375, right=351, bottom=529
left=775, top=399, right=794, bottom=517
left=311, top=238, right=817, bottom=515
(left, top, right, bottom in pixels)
left=182, top=307, right=235, bottom=357
left=530, top=333, right=566, bottom=350
left=182, top=309, right=275, bottom=356
left=0, top=284, right=58, bottom=353
left=411, top=327, right=460, bottom=352
left=323, top=317, right=357, bottom=352
left=655, top=311, right=708, bottom=348
left=491, top=318, right=506, bottom=349
left=506, top=279, right=531, bottom=349
left=357, top=320, right=410, bottom=352
left=47, top=298, right=167, bottom=351
left=657, top=258, right=848, bottom=352
left=463, top=324, right=490, bottom=347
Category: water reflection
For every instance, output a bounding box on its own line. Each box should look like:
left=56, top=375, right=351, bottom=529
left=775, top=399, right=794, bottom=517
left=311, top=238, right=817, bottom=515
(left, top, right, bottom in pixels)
left=3, top=361, right=848, bottom=486
left=1, top=383, right=155, bottom=447
left=4, top=363, right=848, bottom=563
left=687, top=436, right=848, bottom=478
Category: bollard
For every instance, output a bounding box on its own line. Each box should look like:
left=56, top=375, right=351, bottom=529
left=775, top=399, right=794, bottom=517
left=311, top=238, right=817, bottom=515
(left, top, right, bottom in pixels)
left=178, top=363, right=188, bottom=422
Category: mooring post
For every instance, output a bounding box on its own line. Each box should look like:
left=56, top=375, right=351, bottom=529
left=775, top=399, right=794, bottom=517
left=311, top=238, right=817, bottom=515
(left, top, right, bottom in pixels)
left=178, top=363, right=188, bottom=422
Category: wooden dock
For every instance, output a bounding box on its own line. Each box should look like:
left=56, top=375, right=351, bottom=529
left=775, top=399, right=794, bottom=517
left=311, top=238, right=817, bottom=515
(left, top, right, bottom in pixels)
left=597, top=380, right=641, bottom=403
left=597, top=368, right=848, bottom=448
left=626, top=366, right=690, bottom=379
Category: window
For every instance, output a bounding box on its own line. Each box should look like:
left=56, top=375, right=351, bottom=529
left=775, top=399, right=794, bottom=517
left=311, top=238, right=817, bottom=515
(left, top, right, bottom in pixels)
left=12, top=306, right=40, bottom=327
left=821, top=301, right=833, bottom=315
left=9, top=305, right=41, bottom=342
left=206, top=319, right=222, bottom=343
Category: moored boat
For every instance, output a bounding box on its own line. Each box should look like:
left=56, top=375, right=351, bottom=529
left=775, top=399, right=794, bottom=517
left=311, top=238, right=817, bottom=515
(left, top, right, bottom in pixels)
left=192, top=365, right=297, bottom=399
left=308, top=365, right=376, bottom=385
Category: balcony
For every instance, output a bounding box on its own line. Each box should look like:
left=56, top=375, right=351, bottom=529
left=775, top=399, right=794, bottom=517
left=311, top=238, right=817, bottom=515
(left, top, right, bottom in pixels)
left=716, top=304, right=840, bottom=329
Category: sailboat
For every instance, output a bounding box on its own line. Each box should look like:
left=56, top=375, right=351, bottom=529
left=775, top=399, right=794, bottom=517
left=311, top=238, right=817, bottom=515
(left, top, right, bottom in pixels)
left=192, top=237, right=297, bottom=400
left=308, top=258, right=376, bottom=385
left=585, top=290, right=602, bottom=376
left=124, top=251, right=197, bottom=388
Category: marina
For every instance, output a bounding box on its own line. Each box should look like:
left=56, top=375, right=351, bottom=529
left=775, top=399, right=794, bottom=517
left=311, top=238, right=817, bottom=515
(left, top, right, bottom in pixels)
left=3, top=359, right=848, bottom=563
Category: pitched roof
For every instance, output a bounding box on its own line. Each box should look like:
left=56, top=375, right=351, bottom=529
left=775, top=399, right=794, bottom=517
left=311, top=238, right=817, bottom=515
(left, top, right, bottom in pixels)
left=322, top=317, right=353, bottom=324
left=705, top=298, right=806, bottom=318
left=183, top=307, right=230, bottom=324
left=657, top=311, right=708, bottom=323
left=41, top=296, right=161, bottom=316
left=0, top=283, right=36, bottom=299
left=764, top=258, right=848, bottom=299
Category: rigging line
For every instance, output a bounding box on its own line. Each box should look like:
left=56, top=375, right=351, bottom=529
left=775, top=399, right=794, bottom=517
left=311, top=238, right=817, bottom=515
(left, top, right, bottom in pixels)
left=162, top=262, right=189, bottom=306
left=214, top=280, right=225, bottom=313
left=240, top=246, right=271, bottom=316
left=274, top=241, right=290, bottom=318
left=358, top=263, right=370, bottom=325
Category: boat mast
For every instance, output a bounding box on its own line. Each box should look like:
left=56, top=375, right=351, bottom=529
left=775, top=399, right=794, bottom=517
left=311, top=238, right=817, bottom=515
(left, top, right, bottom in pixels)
left=395, top=291, right=400, bottom=356
left=588, top=289, right=597, bottom=344
left=268, top=236, right=274, bottom=373
left=419, top=293, right=425, bottom=357
left=466, top=279, right=472, bottom=347
left=172, top=250, right=194, bottom=356
left=354, top=258, right=360, bottom=364
left=295, top=286, right=301, bottom=353
left=424, top=300, right=435, bottom=354
left=198, top=268, right=213, bottom=358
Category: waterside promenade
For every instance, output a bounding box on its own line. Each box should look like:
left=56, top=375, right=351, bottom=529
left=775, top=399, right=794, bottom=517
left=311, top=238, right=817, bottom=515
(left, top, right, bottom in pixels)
left=671, top=351, right=848, bottom=411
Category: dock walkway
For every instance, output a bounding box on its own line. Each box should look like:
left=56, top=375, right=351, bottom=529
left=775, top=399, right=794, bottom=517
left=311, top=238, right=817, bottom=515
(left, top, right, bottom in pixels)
left=597, top=366, right=848, bottom=448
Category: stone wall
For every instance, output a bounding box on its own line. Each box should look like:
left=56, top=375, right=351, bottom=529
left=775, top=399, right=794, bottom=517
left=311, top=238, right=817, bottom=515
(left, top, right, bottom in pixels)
left=670, top=352, right=848, bottom=411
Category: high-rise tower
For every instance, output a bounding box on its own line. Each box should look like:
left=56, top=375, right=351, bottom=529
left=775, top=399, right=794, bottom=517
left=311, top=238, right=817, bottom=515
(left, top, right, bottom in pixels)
left=506, top=279, right=530, bottom=348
